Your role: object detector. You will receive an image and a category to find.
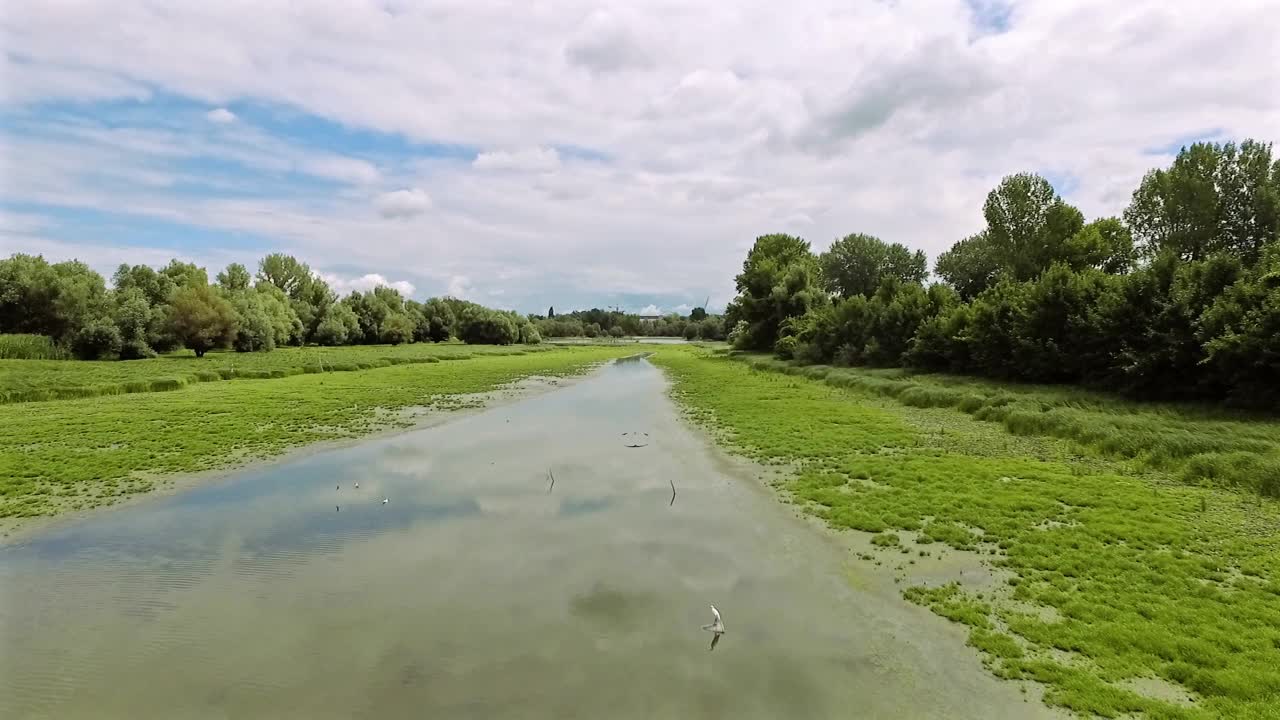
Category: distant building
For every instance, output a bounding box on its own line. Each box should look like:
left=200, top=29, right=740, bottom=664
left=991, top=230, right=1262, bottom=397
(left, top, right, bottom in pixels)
left=638, top=314, right=661, bottom=323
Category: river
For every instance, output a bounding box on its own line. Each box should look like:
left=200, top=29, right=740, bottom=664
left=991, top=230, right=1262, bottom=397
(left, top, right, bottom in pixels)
left=0, top=356, right=1055, bottom=719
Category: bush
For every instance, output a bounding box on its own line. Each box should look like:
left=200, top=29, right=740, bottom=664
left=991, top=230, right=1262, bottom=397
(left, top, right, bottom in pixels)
left=71, top=319, right=122, bottom=360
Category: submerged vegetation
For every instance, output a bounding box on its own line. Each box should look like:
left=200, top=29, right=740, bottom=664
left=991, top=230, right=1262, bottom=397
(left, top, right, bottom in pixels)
left=654, top=347, right=1280, bottom=719
left=0, top=345, right=636, bottom=523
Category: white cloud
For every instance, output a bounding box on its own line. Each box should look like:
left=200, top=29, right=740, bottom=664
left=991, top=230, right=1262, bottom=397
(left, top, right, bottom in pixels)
left=1, top=0, right=1278, bottom=312
left=374, top=188, right=432, bottom=219
left=472, top=147, right=560, bottom=172
left=206, top=107, right=237, bottom=124
left=638, top=304, right=661, bottom=316
left=315, top=271, right=415, bottom=297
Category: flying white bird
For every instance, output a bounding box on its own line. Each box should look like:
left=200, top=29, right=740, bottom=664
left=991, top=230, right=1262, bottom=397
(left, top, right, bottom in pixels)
left=702, top=605, right=725, bottom=651
left=382, top=498, right=389, bottom=505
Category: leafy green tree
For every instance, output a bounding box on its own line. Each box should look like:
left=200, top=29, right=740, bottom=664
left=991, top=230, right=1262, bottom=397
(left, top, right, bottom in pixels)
left=313, top=303, right=361, bottom=346
left=113, top=263, right=177, bottom=307
left=257, top=253, right=314, bottom=298
left=935, top=232, right=1001, bottom=300
left=166, top=284, right=237, bottom=357
left=161, top=259, right=208, bottom=289
left=609, top=325, right=625, bottom=338
left=112, top=287, right=156, bottom=359
left=1064, top=218, right=1135, bottom=274
left=456, top=304, right=518, bottom=344
left=416, top=298, right=455, bottom=342
left=548, top=306, right=555, bottom=318
left=216, top=263, right=252, bottom=292
left=819, top=233, right=927, bottom=298
left=0, top=254, right=60, bottom=337
left=227, top=290, right=277, bottom=352
left=380, top=313, right=415, bottom=345
left=983, top=173, right=1085, bottom=281
left=1198, top=240, right=1280, bottom=406
left=1125, top=140, right=1280, bottom=264
left=689, top=306, right=708, bottom=322
left=731, top=233, right=827, bottom=351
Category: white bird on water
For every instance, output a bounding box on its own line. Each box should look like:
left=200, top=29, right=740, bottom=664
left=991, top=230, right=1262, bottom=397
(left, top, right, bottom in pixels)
left=382, top=497, right=389, bottom=505
left=702, top=605, right=725, bottom=651
left=355, top=482, right=359, bottom=489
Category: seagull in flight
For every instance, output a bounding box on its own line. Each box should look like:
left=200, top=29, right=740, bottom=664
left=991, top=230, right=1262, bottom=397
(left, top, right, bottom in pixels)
left=702, top=605, right=725, bottom=651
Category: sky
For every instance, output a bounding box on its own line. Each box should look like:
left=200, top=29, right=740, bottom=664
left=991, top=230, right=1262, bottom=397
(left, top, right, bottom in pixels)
left=1, top=1, right=1277, bottom=315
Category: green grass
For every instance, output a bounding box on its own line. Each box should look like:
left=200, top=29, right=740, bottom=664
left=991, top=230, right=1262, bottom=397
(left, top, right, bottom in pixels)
left=653, top=347, right=1280, bottom=719
left=0, top=346, right=637, bottom=521
left=0, top=334, right=69, bottom=360
left=734, top=354, right=1280, bottom=498
left=0, top=342, right=552, bottom=404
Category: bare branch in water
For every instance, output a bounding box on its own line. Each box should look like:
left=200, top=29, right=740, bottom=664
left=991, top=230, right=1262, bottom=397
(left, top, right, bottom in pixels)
left=669, top=478, right=677, bottom=507
left=548, top=469, right=555, bottom=493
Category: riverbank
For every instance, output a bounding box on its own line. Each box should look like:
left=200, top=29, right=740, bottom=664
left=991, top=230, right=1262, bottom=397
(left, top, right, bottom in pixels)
left=0, top=346, right=639, bottom=541
left=650, top=347, right=1280, bottom=720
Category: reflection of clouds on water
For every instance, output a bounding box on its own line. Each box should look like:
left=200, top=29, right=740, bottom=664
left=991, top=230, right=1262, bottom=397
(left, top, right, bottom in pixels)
left=1, top=357, right=1054, bottom=720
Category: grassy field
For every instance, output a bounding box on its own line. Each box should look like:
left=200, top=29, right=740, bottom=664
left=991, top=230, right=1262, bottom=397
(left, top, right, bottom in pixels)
left=653, top=348, right=1280, bottom=719
left=0, top=345, right=636, bottom=523
left=0, top=342, right=549, bottom=404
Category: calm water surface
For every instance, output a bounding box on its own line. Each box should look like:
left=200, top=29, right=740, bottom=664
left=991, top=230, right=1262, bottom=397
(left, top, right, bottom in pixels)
left=0, top=358, right=1052, bottom=719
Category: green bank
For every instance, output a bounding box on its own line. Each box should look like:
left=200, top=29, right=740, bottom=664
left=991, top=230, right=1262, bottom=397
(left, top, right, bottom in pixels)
left=0, top=345, right=636, bottom=524
left=652, top=347, right=1280, bottom=720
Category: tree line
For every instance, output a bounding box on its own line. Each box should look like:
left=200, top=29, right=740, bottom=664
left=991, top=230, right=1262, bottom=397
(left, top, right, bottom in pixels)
left=0, top=252, right=543, bottom=359
left=531, top=306, right=725, bottom=341
left=724, top=139, right=1280, bottom=408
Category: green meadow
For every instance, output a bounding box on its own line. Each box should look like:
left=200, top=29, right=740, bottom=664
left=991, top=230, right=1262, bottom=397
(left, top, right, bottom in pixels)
left=0, top=342, right=554, bottom=404
left=653, top=347, right=1280, bottom=720
left=0, top=345, right=635, bottom=522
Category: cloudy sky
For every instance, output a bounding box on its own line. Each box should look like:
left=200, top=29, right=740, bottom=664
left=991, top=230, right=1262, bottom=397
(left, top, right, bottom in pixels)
left=1, top=1, right=1277, bottom=314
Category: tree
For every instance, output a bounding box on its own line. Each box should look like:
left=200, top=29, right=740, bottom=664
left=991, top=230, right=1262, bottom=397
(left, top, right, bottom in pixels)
left=983, top=173, right=1084, bottom=281
left=112, top=287, right=156, bottom=359
left=416, top=298, right=455, bottom=342
left=1198, top=240, right=1280, bottom=406
left=1064, top=218, right=1135, bottom=274
left=113, top=263, right=177, bottom=307
left=731, top=233, right=827, bottom=351
left=935, top=232, right=1000, bottom=300
left=690, top=306, right=708, bottom=322
left=313, top=303, right=361, bottom=346
left=166, top=284, right=236, bottom=357
left=380, top=313, right=415, bottom=345
left=456, top=304, right=518, bottom=344
left=1126, top=140, right=1280, bottom=264
left=819, top=233, right=927, bottom=298
left=548, top=306, right=555, bottom=318
left=216, top=263, right=252, bottom=292
left=161, top=259, right=208, bottom=289
left=256, top=254, right=314, bottom=299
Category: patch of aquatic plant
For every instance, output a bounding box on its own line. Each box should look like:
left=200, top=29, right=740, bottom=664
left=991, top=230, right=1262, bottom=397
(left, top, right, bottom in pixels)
left=0, top=346, right=633, bottom=521
left=653, top=347, right=1280, bottom=719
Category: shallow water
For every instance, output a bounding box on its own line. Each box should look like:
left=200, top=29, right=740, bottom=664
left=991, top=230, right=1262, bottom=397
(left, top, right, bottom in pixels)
left=0, top=358, right=1054, bottom=719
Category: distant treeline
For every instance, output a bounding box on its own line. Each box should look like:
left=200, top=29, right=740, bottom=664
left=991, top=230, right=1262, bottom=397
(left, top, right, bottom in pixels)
left=532, top=306, right=725, bottom=341
left=0, top=253, right=543, bottom=359
left=725, top=139, right=1280, bottom=408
